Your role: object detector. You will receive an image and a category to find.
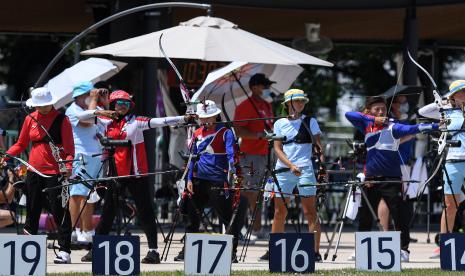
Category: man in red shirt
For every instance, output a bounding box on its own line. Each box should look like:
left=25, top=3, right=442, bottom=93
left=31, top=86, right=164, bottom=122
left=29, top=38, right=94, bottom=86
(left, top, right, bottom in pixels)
left=233, top=73, right=275, bottom=239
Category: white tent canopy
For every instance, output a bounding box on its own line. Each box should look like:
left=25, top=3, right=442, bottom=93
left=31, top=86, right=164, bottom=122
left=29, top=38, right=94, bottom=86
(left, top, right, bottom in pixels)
left=82, top=16, right=333, bottom=67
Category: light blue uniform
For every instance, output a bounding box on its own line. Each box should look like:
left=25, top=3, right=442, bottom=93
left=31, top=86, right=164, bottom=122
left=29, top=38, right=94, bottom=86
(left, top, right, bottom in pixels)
left=273, top=116, right=321, bottom=197
left=444, top=109, right=465, bottom=195
left=66, top=103, right=103, bottom=196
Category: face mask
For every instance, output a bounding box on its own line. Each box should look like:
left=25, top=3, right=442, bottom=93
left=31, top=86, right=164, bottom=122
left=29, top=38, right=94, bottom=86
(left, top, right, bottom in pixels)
left=84, top=97, right=91, bottom=106
left=399, top=102, right=409, bottom=114
left=262, top=88, right=272, bottom=99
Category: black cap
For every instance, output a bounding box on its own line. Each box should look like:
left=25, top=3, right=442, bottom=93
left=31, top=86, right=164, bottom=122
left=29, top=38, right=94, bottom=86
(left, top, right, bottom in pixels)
left=248, top=73, right=276, bottom=87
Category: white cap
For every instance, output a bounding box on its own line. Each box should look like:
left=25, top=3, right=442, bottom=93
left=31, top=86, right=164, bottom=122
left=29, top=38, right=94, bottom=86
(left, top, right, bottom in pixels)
left=196, top=100, right=222, bottom=118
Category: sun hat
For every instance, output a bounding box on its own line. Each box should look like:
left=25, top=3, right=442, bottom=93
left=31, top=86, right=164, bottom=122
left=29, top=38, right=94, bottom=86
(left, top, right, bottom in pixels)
left=282, top=89, right=309, bottom=104
left=196, top=100, right=222, bottom=118
left=109, top=90, right=135, bottom=108
left=249, top=73, right=276, bottom=87
left=72, top=81, right=94, bottom=98
left=26, top=87, right=56, bottom=107
left=444, top=80, right=465, bottom=98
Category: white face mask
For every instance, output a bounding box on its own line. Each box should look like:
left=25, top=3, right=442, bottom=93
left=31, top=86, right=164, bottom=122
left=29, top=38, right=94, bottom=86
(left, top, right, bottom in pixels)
left=399, top=102, right=409, bottom=114
left=261, top=88, right=273, bottom=103
left=84, top=97, right=91, bottom=106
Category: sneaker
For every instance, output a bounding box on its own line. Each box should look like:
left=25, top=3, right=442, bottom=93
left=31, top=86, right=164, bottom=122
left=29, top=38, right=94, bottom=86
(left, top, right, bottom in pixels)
left=174, top=250, right=184, bottom=261
left=314, top=252, right=322, bottom=263
left=238, top=234, right=255, bottom=245
left=430, top=247, right=440, bottom=259
left=81, top=250, right=92, bottom=262
left=347, top=251, right=356, bottom=261
left=401, top=249, right=410, bottom=262
left=77, top=230, right=94, bottom=244
left=258, top=250, right=269, bottom=261
left=54, top=251, right=71, bottom=264
left=252, top=229, right=267, bottom=240
left=141, top=250, right=161, bottom=264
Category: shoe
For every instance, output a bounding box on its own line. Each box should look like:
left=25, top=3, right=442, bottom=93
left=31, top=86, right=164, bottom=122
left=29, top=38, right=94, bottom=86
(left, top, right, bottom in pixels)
left=314, top=252, right=322, bottom=263
left=258, top=250, right=269, bottom=261
left=54, top=251, right=71, bottom=264
left=430, top=247, right=440, bottom=259
left=347, top=251, right=356, bottom=261
left=401, top=249, right=410, bottom=262
left=174, top=250, right=184, bottom=261
left=142, top=250, right=161, bottom=264
left=252, top=229, right=267, bottom=240
left=77, top=230, right=94, bottom=244
left=81, top=250, right=92, bottom=262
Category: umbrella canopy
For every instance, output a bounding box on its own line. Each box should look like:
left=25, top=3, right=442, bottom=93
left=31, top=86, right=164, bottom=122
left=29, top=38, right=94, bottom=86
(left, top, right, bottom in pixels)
left=81, top=16, right=333, bottom=67
left=192, top=62, right=303, bottom=118
left=46, top=57, right=127, bottom=109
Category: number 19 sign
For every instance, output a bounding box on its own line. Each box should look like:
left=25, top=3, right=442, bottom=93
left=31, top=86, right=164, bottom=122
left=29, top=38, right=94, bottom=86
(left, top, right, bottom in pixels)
left=0, top=235, right=46, bottom=276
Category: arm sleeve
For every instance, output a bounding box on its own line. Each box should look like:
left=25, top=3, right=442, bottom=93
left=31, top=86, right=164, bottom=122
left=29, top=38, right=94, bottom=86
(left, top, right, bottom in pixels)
left=392, top=122, right=439, bottom=138
left=310, top=118, right=322, bottom=135
left=187, top=140, right=198, bottom=181
left=6, top=117, right=30, bottom=156
left=147, top=116, right=185, bottom=129
left=345, top=111, right=374, bottom=133
left=418, top=103, right=441, bottom=119
left=76, top=109, right=97, bottom=122
left=273, top=120, right=282, bottom=136
left=224, top=129, right=236, bottom=164
left=61, top=117, right=75, bottom=171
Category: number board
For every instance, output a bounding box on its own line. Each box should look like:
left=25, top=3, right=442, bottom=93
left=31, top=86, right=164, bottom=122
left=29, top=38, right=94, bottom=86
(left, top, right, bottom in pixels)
left=185, top=233, right=233, bottom=276
left=269, top=233, right=314, bottom=273
left=355, top=231, right=401, bottom=272
left=440, top=233, right=465, bottom=271
left=93, top=235, right=140, bottom=276
left=0, top=235, right=46, bottom=276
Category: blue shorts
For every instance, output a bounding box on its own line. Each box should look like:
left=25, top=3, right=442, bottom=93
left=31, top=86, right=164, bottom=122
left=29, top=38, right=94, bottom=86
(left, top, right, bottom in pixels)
left=444, top=162, right=465, bottom=195
left=70, top=154, right=102, bottom=197
left=274, top=166, right=317, bottom=197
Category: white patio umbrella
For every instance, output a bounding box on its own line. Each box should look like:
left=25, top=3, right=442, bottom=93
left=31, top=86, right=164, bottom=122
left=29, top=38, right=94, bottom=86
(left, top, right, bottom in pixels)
left=192, top=62, right=303, bottom=118
left=46, top=57, right=127, bottom=109
left=81, top=16, right=333, bottom=67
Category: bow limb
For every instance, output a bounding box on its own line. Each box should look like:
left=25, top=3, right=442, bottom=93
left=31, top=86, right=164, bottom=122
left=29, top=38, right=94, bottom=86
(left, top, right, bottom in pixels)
left=406, top=50, right=447, bottom=155
left=1, top=153, right=51, bottom=178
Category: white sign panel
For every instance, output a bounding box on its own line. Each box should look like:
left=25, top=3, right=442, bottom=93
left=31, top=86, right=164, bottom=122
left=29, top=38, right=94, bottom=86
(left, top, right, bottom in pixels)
left=185, top=233, right=232, bottom=276
left=356, top=231, right=401, bottom=272
left=0, top=235, right=46, bottom=276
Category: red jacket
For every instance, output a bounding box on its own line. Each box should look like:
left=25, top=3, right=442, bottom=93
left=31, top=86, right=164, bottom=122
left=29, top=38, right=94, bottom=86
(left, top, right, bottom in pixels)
left=7, top=109, right=74, bottom=174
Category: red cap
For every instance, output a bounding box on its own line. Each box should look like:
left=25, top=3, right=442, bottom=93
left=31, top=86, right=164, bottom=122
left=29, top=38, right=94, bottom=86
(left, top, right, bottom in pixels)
left=109, top=90, right=135, bottom=107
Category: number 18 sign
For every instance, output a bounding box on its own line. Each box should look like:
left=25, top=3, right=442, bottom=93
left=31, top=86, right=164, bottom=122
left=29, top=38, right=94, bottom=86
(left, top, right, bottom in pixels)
left=0, top=235, right=46, bottom=276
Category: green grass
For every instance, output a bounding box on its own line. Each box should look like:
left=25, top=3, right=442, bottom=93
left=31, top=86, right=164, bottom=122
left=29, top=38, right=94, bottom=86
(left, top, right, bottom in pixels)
left=49, top=269, right=464, bottom=275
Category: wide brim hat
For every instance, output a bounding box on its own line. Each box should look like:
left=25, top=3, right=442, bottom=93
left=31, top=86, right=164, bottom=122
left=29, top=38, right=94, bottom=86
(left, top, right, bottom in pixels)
left=444, top=80, right=465, bottom=98
left=26, top=87, right=56, bottom=107
left=72, top=81, right=94, bottom=98
left=282, top=89, right=309, bottom=104
left=196, top=100, right=222, bottom=118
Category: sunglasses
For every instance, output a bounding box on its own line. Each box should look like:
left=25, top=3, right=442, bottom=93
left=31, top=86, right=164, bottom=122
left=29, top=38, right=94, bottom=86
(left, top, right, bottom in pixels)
left=115, top=100, right=131, bottom=108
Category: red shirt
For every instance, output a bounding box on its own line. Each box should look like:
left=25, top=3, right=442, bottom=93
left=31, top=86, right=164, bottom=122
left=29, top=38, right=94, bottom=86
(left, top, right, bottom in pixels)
left=233, top=97, right=273, bottom=155
left=7, top=109, right=74, bottom=174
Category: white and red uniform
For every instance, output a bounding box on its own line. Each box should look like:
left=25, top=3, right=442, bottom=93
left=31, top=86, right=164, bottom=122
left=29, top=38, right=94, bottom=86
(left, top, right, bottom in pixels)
left=78, top=111, right=185, bottom=176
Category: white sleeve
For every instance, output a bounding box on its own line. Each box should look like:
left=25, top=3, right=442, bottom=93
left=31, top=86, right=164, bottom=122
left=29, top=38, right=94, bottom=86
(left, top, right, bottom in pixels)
left=76, top=109, right=97, bottom=122
left=148, top=116, right=185, bottom=128
left=418, top=103, right=441, bottom=120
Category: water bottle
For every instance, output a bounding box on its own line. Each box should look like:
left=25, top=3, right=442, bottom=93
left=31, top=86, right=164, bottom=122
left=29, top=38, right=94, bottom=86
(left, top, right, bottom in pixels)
left=263, top=178, right=274, bottom=201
